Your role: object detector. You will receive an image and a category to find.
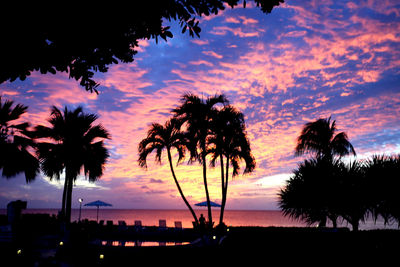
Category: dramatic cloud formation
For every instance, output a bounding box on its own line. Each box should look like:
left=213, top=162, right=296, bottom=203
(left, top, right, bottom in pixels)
left=1, top=0, right=399, bottom=210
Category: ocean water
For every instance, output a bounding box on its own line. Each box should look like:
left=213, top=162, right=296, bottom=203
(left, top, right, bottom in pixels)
left=2, top=208, right=398, bottom=230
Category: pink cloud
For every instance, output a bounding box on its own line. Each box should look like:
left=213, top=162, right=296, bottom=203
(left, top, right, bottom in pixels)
left=188, top=60, right=214, bottom=67
left=317, top=96, right=330, bottom=102
left=282, top=98, right=296, bottom=106
left=136, top=39, right=150, bottom=53
left=99, top=63, right=152, bottom=95
left=210, top=26, right=261, bottom=37
left=191, top=39, right=210, bottom=46
left=283, top=30, right=307, bottom=38
left=202, top=50, right=223, bottom=59
left=29, top=72, right=98, bottom=106
left=225, top=17, right=240, bottom=24
left=340, top=91, right=352, bottom=97
left=238, top=16, right=258, bottom=25
left=1, top=90, right=19, bottom=96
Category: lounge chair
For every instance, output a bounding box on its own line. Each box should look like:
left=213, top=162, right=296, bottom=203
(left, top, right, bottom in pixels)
left=174, top=221, right=182, bottom=231
left=134, top=220, right=143, bottom=231
left=118, top=220, right=127, bottom=231
left=159, top=219, right=167, bottom=230
left=0, top=225, right=12, bottom=243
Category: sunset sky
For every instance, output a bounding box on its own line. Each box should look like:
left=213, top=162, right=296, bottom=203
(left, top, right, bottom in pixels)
left=1, top=0, right=399, bottom=211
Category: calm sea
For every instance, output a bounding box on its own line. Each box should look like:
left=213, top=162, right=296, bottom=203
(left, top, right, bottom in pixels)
left=1, top=209, right=397, bottom=230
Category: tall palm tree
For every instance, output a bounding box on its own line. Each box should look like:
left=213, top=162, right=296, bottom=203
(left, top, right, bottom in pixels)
left=295, top=116, right=356, bottom=161
left=0, top=96, right=39, bottom=182
left=34, top=106, right=110, bottom=223
left=172, top=93, right=228, bottom=226
left=138, top=118, right=199, bottom=225
left=208, top=105, right=255, bottom=226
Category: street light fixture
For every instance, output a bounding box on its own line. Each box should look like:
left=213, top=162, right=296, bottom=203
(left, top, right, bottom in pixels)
left=78, top=198, right=83, bottom=222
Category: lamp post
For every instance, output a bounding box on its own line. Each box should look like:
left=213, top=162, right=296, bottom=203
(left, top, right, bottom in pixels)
left=78, top=198, right=83, bottom=222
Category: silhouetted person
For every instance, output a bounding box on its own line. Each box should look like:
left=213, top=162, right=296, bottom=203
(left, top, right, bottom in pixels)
left=199, top=214, right=206, bottom=230
left=7, top=200, right=27, bottom=225
left=7, top=200, right=27, bottom=233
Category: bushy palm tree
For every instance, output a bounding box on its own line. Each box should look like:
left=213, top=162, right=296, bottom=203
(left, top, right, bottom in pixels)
left=295, top=116, right=356, bottom=161
left=138, top=118, right=199, bottom=225
left=280, top=158, right=372, bottom=231
left=279, top=158, right=343, bottom=227
left=337, top=160, right=369, bottom=231
left=208, top=105, right=255, bottom=226
left=365, top=154, right=400, bottom=226
left=293, top=116, right=356, bottom=227
left=35, top=106, right=110, bottom=223
left=172, top=93, right=228, bottom=226
left=0, top=96, right=39, bottom=182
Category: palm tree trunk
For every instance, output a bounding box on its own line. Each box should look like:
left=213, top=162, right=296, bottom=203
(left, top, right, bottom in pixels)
left=318, top=216, right=327, bottom=228
left=65, top=167, right=73, bottom=223
left=329, top=215, right=338, bottom=229
left=60, top=175, right=68, bottom=220
left=219, top=154, right=225, bottom=226
left=201, top=148, right=212, bottom=227
left=351, top=218, right=359, bottom=232
left=223, top=157, right=230, bottom=223
left=167, top=149, right=198, bottom=225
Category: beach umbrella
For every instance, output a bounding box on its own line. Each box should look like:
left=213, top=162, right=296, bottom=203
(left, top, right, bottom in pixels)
left=195, top=201, right=221, bottom=208
left=84, top=200, right=112, bottom=222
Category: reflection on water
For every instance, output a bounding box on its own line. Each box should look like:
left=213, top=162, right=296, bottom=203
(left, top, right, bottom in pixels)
left=101, top=240, right=190, bottom=247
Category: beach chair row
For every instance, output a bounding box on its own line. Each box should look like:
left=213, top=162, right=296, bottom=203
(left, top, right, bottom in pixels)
left=97, top=219, right=183, bottom=230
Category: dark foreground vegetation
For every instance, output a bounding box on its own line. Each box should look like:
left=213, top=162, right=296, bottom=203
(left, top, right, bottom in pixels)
left=1, top=214, right=400, bottom=266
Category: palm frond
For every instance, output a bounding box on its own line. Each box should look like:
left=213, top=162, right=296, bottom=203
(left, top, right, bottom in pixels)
left=138, top=141, right=163, bottom=168
left=331, top=132, right=356, bottom=157
left=84, top=124, right=111, bottom=143
left=295, top=116, right=354, bottom=160
left=35, top=106, right=109, bottom=183
left=0, top=97, right=39, bottom=182
left=83, top=141, right=109, bottom=182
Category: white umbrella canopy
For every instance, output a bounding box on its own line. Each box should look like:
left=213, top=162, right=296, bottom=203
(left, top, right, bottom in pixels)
left=84, top=200, right=112, bottom=222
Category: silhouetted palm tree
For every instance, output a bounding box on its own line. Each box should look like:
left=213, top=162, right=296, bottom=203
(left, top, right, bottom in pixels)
left=365, top=154, right=400, bottom=227
left=279, top=158, right=343, bottom=227
left=172, top=93, right=228, bottom=226
left=0, top=96, right=39, bottom=182
left=138, top=118, right=199, bottom=225
left=295, top=116, right=356, bottom=162
left=208, top=105, right=255, bottom=226
left=35, top=106, right=110, bottom=223
left=294, top=117, right=356, bottom=227
left=337, top=160, right=369, bottom=231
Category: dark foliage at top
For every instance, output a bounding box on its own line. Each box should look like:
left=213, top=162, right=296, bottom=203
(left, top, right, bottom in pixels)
left=0, top=1, right=284, bottom=93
